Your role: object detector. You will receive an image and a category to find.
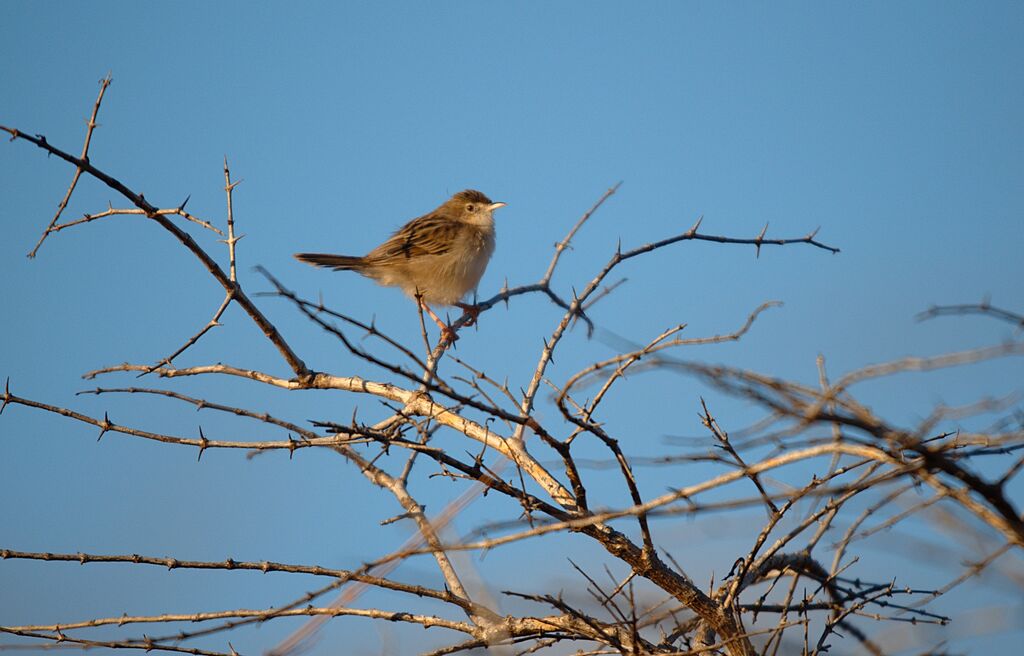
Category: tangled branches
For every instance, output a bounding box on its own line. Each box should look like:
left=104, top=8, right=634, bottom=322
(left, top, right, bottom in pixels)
left=2, top=76, right=1022, bottom=656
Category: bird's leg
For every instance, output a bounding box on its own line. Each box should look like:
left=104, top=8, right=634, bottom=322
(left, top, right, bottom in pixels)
left=419, top=298, right=459, bottom=344
left=454, top=302, right=482, bottom=328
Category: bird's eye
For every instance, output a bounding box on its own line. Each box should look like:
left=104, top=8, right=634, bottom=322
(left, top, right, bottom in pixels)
left=466, top=204, right=476, bottom=212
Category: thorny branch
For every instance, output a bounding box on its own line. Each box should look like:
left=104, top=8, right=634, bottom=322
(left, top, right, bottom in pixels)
left=3, top=77, right=1023, bottom=656
left=918, top=298, right=1024, bottom=330
left=26, top=74, right=112, bottom=258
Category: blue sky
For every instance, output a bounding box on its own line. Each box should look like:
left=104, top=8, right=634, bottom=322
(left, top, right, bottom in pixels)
left=2, top=2, right=1023, bottom=654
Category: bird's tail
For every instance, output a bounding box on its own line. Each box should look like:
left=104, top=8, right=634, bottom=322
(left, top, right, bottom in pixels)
left=294, top=253, right=365, bottom=271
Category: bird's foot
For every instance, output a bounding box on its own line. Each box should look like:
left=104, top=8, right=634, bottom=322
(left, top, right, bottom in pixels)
left=420, top=300, right=461, bottom=345
left=439, top=324, right=460, bottom=345
left=454, top=302, right=482, bottom=328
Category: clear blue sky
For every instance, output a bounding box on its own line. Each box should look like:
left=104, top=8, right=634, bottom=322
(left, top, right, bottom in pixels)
left=2, top=2, right=1022, bottom=654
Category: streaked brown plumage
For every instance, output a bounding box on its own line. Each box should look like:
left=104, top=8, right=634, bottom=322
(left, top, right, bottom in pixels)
left=295, top=190, right=505, bottom=340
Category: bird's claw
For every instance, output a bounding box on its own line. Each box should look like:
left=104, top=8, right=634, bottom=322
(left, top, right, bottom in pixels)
left=440, top=325, right=460, bottom=345
left=455, top=302, right=482, bottom=328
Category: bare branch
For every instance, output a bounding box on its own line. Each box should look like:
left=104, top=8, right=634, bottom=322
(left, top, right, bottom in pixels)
left=1, top=123, right=307, bottom=376
left=26, top=74, right=112, bottom=258
left=918, top=299, right=1024, bottom=330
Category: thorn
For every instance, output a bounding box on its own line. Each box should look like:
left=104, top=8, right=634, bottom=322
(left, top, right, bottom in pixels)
left=288, top=433, right=297, bottom=459
left=755, top=222, right=768, bottom=259
left=97, top=411, right=112, bottom=441
left=687, top=214, right=704, bottom=235
left=381, top=512, right=415, bottom=526
left=806, top=226, right=820, bottom=240
left=178, top=194, right=191, bottom=212
left=197, top=426, right=208, bottom=461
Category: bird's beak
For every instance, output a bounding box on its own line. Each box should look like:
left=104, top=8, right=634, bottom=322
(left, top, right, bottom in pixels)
left=488, top=202, right=507, bottom=211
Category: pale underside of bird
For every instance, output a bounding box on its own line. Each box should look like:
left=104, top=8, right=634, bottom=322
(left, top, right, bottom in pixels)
left=295, top=189, right=505, bottom=342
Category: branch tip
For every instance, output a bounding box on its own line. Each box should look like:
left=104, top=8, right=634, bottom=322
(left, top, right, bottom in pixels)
left=0, top=377, right=10, bottom=414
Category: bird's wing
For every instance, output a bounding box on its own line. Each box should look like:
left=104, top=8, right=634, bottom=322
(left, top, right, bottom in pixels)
left=367, top=214, right=462, bottom=262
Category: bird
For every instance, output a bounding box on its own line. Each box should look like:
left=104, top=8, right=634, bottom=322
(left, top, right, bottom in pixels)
left=295, top=189, right=506, bottom=342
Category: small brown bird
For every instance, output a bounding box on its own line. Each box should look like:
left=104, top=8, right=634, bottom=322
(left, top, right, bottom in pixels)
left=295, top=189, right=505, bottom=342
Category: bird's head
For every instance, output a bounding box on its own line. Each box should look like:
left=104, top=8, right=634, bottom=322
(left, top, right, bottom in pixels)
left=444, top=189, right=506, bottom=225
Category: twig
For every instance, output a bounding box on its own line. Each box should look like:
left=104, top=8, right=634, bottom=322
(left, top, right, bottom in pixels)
left=27, top=75, right=112, bottom=258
